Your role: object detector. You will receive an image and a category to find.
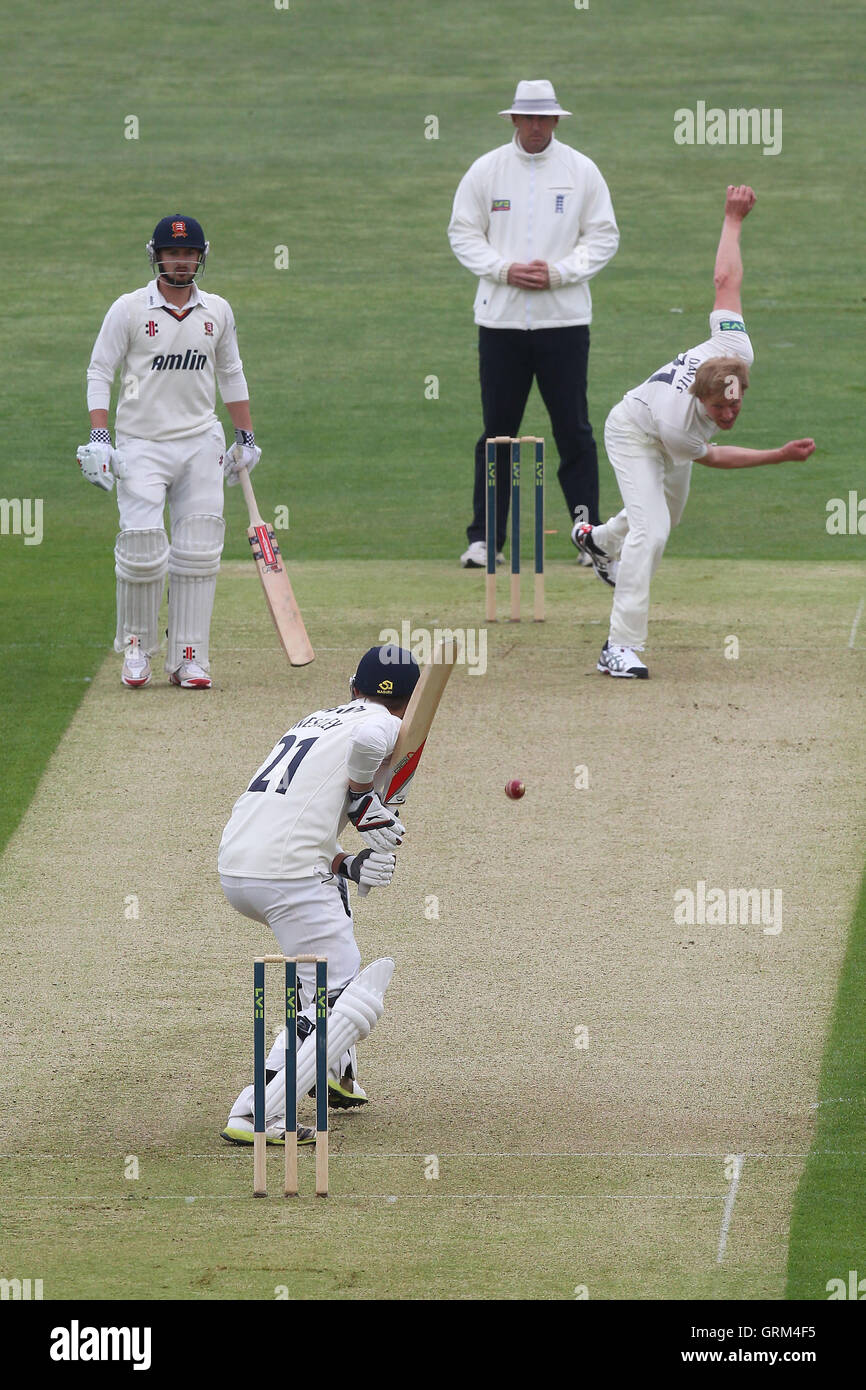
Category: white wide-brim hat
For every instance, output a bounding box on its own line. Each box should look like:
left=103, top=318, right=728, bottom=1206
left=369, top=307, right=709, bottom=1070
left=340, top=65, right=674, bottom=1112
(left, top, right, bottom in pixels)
left=499, top=79, right=571, bottom=117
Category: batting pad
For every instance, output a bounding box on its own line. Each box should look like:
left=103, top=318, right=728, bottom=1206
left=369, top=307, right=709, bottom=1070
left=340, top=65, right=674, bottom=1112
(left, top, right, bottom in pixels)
left=114, top=528, right=169, bottom=655
left=166, top=513, right=225, bottom=672
left=264, top=958, right=395, bottom=1128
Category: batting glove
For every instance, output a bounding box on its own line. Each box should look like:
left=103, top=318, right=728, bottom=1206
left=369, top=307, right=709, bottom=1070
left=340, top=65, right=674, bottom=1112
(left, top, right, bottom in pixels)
left=223, top=429, right=261, bottom=486
left=346, top=790, right=406, bottom=851
left=76, top=430, right=117, bottom=491
left=336, top=850, right=397, bottom=890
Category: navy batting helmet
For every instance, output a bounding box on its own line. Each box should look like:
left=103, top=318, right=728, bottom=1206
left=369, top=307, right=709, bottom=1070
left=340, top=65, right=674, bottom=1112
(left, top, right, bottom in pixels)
left=147, top=215, right=209, bottom=282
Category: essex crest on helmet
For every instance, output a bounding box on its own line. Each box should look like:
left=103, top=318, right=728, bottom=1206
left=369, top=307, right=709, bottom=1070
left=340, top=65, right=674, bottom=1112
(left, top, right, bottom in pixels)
left=146, top=214, right=210, bottom=284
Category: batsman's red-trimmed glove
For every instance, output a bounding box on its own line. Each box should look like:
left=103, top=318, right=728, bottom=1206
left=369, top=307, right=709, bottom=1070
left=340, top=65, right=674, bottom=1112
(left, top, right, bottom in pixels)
left=347, top=790, right=405, bottom=851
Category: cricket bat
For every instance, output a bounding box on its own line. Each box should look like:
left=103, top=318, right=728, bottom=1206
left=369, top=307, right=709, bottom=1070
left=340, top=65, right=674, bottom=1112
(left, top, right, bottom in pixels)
left=238, top=467, right=314, bottom=667
left=358, top=638, right=458, bottom=896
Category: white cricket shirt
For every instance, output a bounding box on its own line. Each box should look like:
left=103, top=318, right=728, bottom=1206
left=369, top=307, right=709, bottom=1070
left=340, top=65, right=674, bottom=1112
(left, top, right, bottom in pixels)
left=620, top=309, right=755, bottom=465
left=86, top=280, right=249, bottom=441
left=218, top=701, right=402, bottom=880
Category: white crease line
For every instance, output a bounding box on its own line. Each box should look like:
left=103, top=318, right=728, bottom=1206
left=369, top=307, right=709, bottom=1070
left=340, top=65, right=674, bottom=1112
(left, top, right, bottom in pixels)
left=849, top=598, right=864, bottom=649
left=0, top=1150, right=855, bottom=1160
left=3, top=1193, right=728, bottom=1203
left=716, top=1153, right=744, bottom=1264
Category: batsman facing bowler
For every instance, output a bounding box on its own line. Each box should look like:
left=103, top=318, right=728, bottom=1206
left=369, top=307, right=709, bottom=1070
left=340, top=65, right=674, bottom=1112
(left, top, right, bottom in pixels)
left=218, top=641, right=455, bottom=1144
left=218, top=644, right=416, bottom=1144
left=77, top=214, right=263, bottom=690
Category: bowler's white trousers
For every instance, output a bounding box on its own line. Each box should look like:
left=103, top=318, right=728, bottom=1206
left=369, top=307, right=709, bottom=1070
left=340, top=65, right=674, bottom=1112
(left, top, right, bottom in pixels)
left=593, top=401, right=693, bottom=649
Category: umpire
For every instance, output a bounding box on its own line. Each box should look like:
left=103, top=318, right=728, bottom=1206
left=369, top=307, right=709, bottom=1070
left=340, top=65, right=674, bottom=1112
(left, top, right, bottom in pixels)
left=448, top=79, right=619, bottom=567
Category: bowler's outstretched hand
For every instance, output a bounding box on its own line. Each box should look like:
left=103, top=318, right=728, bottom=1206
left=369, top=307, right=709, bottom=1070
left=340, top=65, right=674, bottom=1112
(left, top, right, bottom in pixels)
left=780, top=438, right=816, bottom=462
left=724, top=185, right=756, bottom=220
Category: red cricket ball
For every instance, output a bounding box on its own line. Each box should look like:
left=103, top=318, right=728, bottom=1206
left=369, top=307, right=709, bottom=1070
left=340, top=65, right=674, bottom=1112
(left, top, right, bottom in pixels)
left=505, top=779, right=526, bottom=800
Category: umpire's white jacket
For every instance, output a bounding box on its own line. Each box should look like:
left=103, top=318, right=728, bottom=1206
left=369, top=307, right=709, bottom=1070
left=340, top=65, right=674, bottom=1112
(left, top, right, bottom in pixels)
left=448, top=133, right=619, bottom=330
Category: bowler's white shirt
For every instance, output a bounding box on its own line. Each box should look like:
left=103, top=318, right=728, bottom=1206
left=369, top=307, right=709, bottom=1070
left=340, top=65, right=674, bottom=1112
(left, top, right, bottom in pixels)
left=620, top=309, right=755, bottom=465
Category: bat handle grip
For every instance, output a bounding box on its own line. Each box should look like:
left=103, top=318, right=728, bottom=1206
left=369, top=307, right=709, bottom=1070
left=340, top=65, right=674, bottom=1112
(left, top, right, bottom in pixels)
left=237, top=466, right=262, bottom=526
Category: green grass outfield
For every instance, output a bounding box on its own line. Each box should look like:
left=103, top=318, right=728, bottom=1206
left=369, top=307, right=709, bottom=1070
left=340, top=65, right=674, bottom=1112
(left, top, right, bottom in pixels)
left=0, top=0, right=863, bottom=1303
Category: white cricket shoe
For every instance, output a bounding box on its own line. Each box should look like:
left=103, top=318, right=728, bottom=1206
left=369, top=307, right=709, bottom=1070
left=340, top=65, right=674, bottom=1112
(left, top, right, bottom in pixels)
left=221, top=1090, right=255, bottom=1144
left=597, top=640, right=649, bottom=679
left=121, top=636, right=151, bottom=688
left=220, top=1086, right=316, bottom=1146
left=220, top=1115, right=315, bottom=1147
left=460, top=541, right=504, bottom=568
left=572, top=523, right=616, bottom=587
left=169, top=659, right=212, bottom=689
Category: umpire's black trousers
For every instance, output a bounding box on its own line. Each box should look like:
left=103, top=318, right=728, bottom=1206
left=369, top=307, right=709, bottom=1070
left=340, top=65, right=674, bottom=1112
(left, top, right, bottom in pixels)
left=468, top=324, right=600, bottom=549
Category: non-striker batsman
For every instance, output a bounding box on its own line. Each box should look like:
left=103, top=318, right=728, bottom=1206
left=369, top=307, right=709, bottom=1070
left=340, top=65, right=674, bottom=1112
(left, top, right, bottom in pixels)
left=77, top=214, right=261, bottom=689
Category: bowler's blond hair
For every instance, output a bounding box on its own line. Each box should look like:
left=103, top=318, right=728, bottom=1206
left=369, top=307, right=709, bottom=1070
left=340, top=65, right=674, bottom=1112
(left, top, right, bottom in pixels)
left=690, top=356, right=750, bottom=402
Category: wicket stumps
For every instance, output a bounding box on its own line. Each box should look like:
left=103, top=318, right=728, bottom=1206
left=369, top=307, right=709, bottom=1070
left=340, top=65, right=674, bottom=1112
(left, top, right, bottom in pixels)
left=253, top=953, right=328, bottom=1198
left=485, top=436, right=545, bottom=623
